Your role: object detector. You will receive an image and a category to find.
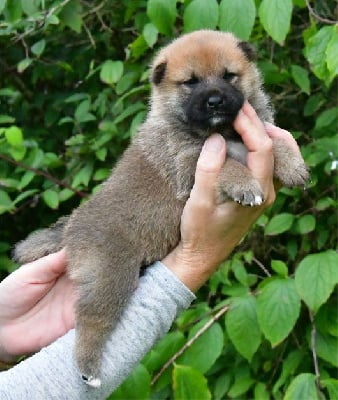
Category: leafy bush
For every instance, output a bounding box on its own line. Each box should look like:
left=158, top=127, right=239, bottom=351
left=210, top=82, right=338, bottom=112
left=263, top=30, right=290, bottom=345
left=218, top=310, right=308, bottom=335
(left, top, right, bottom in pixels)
left=0, top=0, right=337, bottom=398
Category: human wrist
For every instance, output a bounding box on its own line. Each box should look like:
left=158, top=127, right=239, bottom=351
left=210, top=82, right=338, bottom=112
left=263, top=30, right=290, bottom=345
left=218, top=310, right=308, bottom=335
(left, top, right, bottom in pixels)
left=162, top=245, right=218, bottom=292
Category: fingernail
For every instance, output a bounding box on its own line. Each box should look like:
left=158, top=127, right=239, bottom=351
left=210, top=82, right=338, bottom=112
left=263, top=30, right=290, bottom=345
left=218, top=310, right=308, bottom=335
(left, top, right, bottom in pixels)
left=203, top=134, right=224, bottom=153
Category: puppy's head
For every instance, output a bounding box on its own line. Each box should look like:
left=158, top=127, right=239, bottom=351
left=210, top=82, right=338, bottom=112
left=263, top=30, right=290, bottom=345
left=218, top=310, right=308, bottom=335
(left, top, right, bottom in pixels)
left=150, top=30, right=263, bottom=136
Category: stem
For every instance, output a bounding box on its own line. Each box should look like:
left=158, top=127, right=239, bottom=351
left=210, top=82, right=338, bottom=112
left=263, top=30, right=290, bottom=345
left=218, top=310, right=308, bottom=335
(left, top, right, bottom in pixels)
left=309, top=310, right=321, bottom=386
left=305, top=0, right=337, bottom=25
left=151, top=304, right=229, bottom=386
left=0, top=153, right=87, bottom=198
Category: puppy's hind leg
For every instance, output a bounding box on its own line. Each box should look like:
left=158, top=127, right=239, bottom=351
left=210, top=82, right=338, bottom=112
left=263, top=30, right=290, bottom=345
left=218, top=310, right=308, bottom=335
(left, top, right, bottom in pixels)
left=70, top=252, right=141, bottom=387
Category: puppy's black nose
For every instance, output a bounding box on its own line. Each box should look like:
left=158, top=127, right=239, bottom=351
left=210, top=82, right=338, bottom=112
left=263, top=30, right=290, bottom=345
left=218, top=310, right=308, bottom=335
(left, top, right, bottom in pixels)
left=207, top=95, right=224, bottom=109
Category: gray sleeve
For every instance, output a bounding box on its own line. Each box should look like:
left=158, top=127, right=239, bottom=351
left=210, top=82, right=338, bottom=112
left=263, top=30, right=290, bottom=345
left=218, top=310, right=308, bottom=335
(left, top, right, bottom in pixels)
left=0, top=261, right=195, bottom=400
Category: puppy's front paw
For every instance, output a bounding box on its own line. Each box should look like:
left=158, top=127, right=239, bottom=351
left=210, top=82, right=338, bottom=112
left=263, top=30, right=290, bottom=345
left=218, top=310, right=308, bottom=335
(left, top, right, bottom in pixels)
left=273, top=139, right=310, bottom=188
left=218, top=179, right=264, bottom=207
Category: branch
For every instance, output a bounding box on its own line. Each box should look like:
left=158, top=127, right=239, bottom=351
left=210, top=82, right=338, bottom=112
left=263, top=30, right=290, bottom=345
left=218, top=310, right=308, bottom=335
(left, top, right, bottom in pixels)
left=0, top=153, right=88, bottom=198
left=309, top=310, right=321, bottom=387
left=252, top=257, right=271, bottom=277
left=305, top=0, right=337, bottom=25
left=151, top=304, right=230, bottom=386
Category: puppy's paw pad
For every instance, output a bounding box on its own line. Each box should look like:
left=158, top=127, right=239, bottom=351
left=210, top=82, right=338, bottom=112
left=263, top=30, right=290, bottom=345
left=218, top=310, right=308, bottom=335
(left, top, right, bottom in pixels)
left=82, top=375, right=101, bottom=388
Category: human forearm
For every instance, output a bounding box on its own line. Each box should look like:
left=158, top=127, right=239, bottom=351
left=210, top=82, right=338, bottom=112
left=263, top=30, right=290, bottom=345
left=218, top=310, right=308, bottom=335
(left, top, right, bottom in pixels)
left=0, top=262, right=195, bottom=399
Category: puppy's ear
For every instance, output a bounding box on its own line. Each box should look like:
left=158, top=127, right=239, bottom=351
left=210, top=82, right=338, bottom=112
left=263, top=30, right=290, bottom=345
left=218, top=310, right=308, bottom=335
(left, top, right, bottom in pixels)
left=238, top=41, right=257, bottom=62
left=151, top=61, right=167, bottom=85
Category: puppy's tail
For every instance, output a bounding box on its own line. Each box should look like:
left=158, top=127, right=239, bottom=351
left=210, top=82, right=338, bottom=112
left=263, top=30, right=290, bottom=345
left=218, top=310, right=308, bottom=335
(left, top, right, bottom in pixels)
left=13, top=216, right=69, bottom=264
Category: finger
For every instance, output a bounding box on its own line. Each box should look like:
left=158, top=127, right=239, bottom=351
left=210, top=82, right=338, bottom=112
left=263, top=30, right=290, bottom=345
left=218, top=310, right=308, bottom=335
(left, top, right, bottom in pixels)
left=20, top=249, right=67, bottom=284
left=233, top=101, right=272, bottom=152
left=189, top=134, right=226, bottom=206
left=264, top=122, right=301, bottom=156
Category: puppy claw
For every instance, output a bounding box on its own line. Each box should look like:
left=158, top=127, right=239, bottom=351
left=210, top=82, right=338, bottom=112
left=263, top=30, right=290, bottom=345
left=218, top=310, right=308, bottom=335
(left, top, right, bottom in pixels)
left=81, top=375, right=101, bottom=388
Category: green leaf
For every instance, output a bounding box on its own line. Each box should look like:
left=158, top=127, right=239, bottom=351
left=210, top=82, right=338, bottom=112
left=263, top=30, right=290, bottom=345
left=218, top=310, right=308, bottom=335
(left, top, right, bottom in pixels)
left=228, top=365, right=254, bottom=398
left=178, top=321, right=223, bottom=373
left=183, top=0, right=219, bottom=33
left=59, top=0, right=82, bottom=33
left=21, top=0, right=40, bottom=16
left=18, top=171, right=35, bottom=189
left=225, top=295, right=261, bottom=361
left=273, top=350, right=304, bottom=394
left=42, top=189, right=59, bottom=209
left=0, top=0, right=6, bottom=14
left=147, top=0, right=176, bottom=36
left=17, top=58, right=33, bottom=73
left=74, top=100, right=96, bottom=123
left=143, top=23, right=158, bottom=48
left=315, top=331, right=338, bottom=367
left=258, top=0, right=292, bottom=44
left=0, top=190, right=13, bottom=214
left=291, top=65, right=310, bottom=94
left=72, top=163, right=94, bottom=188
left=254, top=382, right=269, bottom=400
left=295, top=214, right=316, bottom=234
left=110, top=364, right=151, bottom=399
left=31, top=39, right=46, bottom=57
left=304, top=26, right=332, bottom=84
left=173, top=365, right=211, bottom=400
left=143, top=331, right=185, bottom=373
left=284, top=373, right=319, bottom=400
left=4, top=126, right=23, bottom=146
left=0, top=115, right=15, bottom=124
left=257, top=278, right=301, bottom=346
left=295, top=251, right=338, bottom=314
left=4, top=0, right=22, bottom=22
left=321, top=379, right=338, bottom=400
left=326, top=25, right=338, bottom=79
left=264, top=213, right=295, bottom=235
left=219, top=0, right=256, bottom=40
left=13, top=189, right=38, bottom=206
left=100, top=60, right=124, bottom=85
left=271, top=260, right=288, bottom=277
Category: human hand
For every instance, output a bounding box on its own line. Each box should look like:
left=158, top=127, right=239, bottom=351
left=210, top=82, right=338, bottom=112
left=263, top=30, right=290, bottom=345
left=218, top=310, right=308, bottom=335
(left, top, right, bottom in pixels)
left=0, top=249, right=75, bottom=362
left=163, top=101, right=297, bottom=291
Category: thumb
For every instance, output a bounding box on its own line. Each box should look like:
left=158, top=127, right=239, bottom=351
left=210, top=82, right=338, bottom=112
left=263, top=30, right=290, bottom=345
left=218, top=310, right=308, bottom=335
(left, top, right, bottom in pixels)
left=21, top=249, right=67, bottom=284
left=191, top=134, right=226, bottom=202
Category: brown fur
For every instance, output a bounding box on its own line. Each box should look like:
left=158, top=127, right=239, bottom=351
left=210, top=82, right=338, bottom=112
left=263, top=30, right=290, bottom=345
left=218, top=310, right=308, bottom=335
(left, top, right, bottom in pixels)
left=13, top=30, right=309, bottom=385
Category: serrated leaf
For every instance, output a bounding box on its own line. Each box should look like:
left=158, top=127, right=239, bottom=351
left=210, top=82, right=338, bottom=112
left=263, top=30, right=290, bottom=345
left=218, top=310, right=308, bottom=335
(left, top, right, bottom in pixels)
left=173, top=365, right=211, bottom=400
left=225, top=295, right=261, bottom=361
left=42, top=189, right=59, bottom=209
left=17, top=58, right=33, bottom=73
left=147, top=0, right=176, bottom=36
left=258, top=0, right=292, bottom=44
left=219, top=0, right=256, bottom=40
left=31, top=39, right=46, bottom=57
left=291, top=65, right=310, bottom=94
left=284, top=373, right=319, bottom=400
left=4, top=126, right=23, bottom=146
left=183, top=0, right=219, bottom=33
left=178, top=321, right=223, bottom=373
left=265, top=213, right=295, bottom=235
left=257, top=278, right=301, bottom=346
left=295, top=251, right=338, bottom=314
left=100, top=60, right=124, bottom=85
